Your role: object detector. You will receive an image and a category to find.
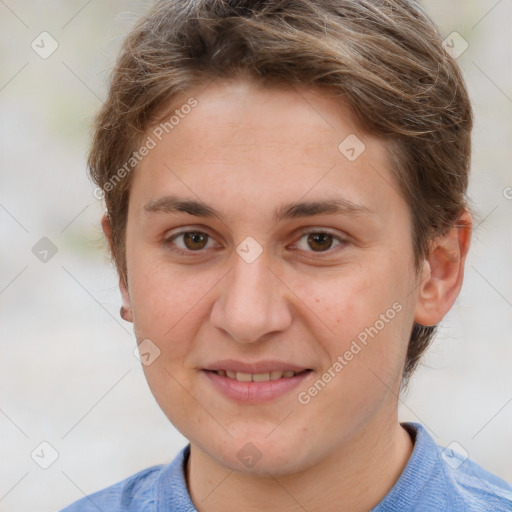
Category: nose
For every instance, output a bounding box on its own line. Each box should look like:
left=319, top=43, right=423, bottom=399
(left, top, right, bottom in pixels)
left=210, top=249, right=293, bottom=343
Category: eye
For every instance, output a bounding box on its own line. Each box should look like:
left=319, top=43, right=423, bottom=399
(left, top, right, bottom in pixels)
left=164, top=230, right=219, bottom=254
left=163, top=228, right=348, bottom=257
left=294, top=230, right=345, bottom=253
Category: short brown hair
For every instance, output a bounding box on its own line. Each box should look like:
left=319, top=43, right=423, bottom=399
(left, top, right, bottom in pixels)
left=88, top=0, right=473, bottom=384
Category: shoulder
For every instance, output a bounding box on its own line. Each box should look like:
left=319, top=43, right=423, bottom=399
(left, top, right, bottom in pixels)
left=410, top=422, right=512, bottom=512
left=374, top=423, right=512, bottom=512
left=59, top=464, right=165, bottom=512
left=440, top=446, right=512, bottom=512
left=58, top=444, right=193, bottom=511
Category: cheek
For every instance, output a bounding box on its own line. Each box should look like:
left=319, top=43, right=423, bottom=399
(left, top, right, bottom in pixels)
left=127, top=250, right=229, bottom=373
left=127, top=250, right=203, bottom=333
left=307, top=261, right=410, bottom=375
left=141, top=358, right=205, bottom=437
left=301, top=265, right=384, bottom=337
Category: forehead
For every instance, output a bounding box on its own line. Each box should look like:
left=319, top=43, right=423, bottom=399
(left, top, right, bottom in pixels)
left=131, top=78, right=403, bottom=223
left=159, top=78, right=364, bottom=150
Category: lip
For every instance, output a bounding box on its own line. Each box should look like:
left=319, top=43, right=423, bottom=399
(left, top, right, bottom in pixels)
left=202, top=368, right=314, bottom=404
left=202, top=359, right=311, bottom=374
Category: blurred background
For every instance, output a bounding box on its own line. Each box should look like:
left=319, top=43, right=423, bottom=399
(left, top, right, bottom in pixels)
left=0, top=1, right=510, bottom=510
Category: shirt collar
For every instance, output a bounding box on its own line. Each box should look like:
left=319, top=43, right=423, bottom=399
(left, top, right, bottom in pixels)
left=156, top=422, right=438, bottom=512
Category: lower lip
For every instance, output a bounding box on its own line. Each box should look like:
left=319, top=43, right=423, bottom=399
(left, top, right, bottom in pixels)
left=202, top=370, right=313, bottom=404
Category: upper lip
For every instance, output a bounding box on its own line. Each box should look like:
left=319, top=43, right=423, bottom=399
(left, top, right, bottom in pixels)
left=203, top=359, right=311, bottom=374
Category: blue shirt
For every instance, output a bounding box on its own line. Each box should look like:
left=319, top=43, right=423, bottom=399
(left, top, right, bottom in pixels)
left=60, top=422, right=512, bottom=511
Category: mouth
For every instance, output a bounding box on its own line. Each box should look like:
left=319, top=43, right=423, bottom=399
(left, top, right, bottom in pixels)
left=204, top=369, right=311, bottom=382
left=201, top=366, right=314, bottom=404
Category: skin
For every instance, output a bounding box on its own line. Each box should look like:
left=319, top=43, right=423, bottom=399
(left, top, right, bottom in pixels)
left=102, top=77, right=471, bottom=512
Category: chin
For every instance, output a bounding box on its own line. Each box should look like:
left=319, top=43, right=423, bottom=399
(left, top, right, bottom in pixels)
left=198, top=428, right=319, bottom=476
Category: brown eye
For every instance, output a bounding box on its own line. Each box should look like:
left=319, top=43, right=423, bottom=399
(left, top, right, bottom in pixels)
left=307, top=232, right=334, bottom=252
left=294, top=231, right=344, bottom=254
left=181, top=232, right=209, bottom=250
left=165, top=231, right=216, bottom=254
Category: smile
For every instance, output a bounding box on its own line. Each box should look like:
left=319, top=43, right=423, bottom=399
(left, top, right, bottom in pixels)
left=202, top=368, right=313, bottom=404
left=208, top=369, right=308, bottom=382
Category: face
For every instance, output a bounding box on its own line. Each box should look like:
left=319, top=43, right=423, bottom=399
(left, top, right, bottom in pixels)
left=120, top=78, right=423, bottom=475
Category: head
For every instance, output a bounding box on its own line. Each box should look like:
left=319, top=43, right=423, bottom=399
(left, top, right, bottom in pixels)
left=90, top=0, right=472, bottom=474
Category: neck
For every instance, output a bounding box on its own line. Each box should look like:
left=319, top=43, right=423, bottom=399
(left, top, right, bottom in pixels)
left=185, top=416, right=414, bottom=512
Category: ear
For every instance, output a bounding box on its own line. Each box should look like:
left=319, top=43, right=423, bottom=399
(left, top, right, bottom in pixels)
left=101, top=213, right=133, bottom=323
left=413, top=210, right=472, bottom=327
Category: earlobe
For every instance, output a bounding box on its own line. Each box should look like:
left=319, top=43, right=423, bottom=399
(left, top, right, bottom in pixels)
left=118, top=275, right=133, bottom=323
left=101, top=213, right=134, bottom=323
left=413, top=211, right=472, bottom=327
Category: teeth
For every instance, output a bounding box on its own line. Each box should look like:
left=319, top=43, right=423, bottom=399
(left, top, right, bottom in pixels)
left=252, top=372, right=270, bottom=382
left=216, top=370, right=298, bottom=381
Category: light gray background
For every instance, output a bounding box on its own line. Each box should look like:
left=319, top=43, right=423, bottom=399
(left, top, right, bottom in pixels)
left=1, top=1, right=511, bottom=510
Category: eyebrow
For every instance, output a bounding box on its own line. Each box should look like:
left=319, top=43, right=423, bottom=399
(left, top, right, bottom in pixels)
left=143, top=195, right=374, bottom=223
